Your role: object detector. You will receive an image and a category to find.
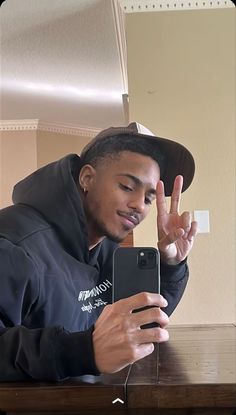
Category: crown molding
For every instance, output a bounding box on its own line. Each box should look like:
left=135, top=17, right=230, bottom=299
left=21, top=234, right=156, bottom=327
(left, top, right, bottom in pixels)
left=120, top=0, right=235, bottom=12
left=0, top=119, right=39, bottom=131
left=37, top=121, right=100, bottom=137
left=0, top=120, right=100, bottom=137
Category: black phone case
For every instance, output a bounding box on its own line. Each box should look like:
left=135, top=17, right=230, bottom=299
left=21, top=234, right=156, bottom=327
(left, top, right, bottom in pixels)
left=112, top=247, right=160, bottom=329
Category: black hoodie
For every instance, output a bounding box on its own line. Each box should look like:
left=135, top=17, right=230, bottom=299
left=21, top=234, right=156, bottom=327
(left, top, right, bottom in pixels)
left=0, top=154, right=189, bottom=381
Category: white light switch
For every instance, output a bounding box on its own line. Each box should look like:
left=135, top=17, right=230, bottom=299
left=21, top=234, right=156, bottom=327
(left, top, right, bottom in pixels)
left=193, top=210, right=210, bottom=233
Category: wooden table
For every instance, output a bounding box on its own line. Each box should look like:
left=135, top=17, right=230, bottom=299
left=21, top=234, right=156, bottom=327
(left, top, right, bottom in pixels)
left=0, top=325, right=235, bottom=415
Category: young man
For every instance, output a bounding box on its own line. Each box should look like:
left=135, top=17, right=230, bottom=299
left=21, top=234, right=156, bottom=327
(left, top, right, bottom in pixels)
left=0, top=122, right=197, bottom=381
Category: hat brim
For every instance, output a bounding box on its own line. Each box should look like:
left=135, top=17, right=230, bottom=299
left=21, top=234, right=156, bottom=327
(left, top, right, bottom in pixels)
left=132, top=133, right=195, bottom=196
left=81, top=123, right=195, bottom=197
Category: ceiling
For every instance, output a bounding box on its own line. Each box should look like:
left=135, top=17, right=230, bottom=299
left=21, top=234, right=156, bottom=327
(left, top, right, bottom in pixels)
left=1, top=0, right=127, bottom=129
left=0, top=0, right=234, bottom=130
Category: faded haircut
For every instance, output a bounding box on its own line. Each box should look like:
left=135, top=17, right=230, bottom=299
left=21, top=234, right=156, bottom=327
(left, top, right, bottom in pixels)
left=80, top=134, right=166, bottom=175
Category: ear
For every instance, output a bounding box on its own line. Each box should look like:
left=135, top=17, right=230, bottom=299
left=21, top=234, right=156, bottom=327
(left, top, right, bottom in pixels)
left=78, top=164, right=96, bottom=192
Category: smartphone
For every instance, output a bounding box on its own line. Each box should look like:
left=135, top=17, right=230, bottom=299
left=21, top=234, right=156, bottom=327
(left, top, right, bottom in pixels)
left=112, top=247, right=160, bottom=329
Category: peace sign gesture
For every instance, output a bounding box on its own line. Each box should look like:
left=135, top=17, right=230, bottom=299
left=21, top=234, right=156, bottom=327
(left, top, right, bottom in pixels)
left=156, top=175, right=198, bottom=265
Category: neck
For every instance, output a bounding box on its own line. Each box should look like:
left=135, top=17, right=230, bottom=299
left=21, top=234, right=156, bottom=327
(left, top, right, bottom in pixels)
left=77, top=185, right=105, bottom=250
left=87, top=225, right=105, bottom=250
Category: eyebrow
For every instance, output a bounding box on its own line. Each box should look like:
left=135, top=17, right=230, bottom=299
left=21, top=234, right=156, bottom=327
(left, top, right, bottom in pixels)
left=116, top=174, right=156, bottom=196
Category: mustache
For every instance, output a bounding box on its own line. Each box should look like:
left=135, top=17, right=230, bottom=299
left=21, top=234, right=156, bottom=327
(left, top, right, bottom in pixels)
left=117, top=211, right=140, bottom=226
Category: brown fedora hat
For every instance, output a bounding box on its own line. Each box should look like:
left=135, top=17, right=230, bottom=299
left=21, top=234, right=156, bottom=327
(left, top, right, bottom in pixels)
left=81, top=122, right=195, bottom=197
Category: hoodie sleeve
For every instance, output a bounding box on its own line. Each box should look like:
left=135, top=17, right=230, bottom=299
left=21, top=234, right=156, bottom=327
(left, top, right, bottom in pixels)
left=0, top=239, right=100, bottom=381
left=160, top=259, right=189, bottom=316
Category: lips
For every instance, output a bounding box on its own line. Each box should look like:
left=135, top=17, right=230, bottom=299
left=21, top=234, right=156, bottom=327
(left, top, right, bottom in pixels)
left=118, top=212, right=139, bottom=227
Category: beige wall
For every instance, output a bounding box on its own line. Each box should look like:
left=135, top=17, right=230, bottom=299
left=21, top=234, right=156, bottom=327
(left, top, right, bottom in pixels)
left=36, top=131, right=90, bottom=168
left=0, top=129, right=91, bottom=208
left=0, top=130, right=37, bottom=208
left=127, top=9, right=235, bottom=324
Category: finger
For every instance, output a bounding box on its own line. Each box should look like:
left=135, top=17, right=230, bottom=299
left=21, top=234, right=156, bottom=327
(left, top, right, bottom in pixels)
left=156, top=180, right=167, bottom=217
left=169, top=175, right=183, bottom=214
left=158, top=228, right=185, bottom=252
left=180, top=213, right=197, bottom=240
left=186, top=220, right=198, bottom=241
left=180, top=211, right=192, bottom=236
left=136, top=326, right=169, bottom=344
left=113, top=292, right=168, bottom=314
left=130, top=343, right=155, bottom=364
left=131, top=307, right=169, bottom=329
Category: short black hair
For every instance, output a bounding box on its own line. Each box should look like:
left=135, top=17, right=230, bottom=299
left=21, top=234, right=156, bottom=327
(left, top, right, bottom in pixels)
left=80, top=134, right=166, bottom=175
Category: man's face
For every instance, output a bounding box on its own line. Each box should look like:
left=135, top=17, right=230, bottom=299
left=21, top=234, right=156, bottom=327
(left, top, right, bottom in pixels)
left=81, top=151, right=160, bottom=246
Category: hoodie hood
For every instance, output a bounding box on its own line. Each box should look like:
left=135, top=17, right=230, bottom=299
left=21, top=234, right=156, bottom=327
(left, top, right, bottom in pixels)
left=12, top=154, right=89, bottom=261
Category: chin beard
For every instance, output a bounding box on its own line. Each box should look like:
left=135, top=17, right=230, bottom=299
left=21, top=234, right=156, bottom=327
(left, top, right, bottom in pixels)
left=105, top=232, right=125, bottom=244
left=93, top=218, right=129, bottom=244
left=101, top=225, right=126, bottom=243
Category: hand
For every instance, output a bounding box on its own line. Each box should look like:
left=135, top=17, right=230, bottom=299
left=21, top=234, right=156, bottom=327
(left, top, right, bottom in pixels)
left=156, top=175, right=198, bottom=265
left=93, top=292, right=169, bottom=374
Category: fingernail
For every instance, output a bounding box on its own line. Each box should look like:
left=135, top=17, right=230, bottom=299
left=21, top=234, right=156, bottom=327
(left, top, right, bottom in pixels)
left=162, top=298, right=168, bottom=307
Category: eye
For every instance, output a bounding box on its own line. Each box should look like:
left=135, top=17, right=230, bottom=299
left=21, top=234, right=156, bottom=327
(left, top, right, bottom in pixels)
left=145, top=197, right=152, bottom=205
left=119, top=183, right=133, bottom=192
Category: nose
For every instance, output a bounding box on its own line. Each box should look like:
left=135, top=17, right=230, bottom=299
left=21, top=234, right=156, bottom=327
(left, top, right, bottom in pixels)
left=127, top=191, right=147, bottom=215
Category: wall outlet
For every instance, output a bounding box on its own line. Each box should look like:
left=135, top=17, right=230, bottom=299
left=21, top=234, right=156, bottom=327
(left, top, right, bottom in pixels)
left=193, top=210, right=210, bottom=233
